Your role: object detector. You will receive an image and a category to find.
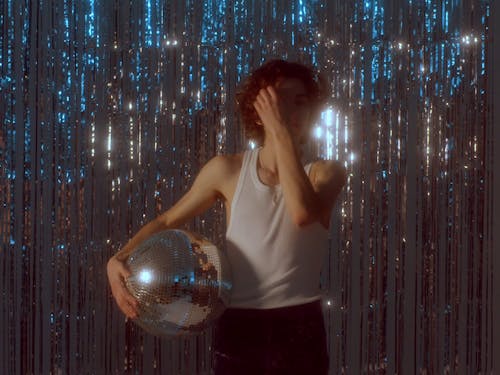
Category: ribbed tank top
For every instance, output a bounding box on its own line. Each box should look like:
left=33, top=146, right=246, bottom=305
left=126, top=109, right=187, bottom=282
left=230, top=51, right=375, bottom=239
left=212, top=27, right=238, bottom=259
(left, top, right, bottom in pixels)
left=225, top=147, right=329, bottom=309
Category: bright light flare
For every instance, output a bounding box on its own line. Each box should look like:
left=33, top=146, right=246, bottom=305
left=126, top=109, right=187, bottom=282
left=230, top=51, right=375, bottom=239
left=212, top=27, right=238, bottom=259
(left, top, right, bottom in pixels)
left=138, top=269, right=153, bottom=284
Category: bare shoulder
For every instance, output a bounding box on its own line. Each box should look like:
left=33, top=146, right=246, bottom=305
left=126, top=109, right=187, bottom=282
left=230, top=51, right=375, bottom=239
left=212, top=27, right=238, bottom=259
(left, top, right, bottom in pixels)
left=203, top=152, right=244, bottom=200
left=310, top=159, right=347, bottom=185
left=207, top=152, right=244, bottom=176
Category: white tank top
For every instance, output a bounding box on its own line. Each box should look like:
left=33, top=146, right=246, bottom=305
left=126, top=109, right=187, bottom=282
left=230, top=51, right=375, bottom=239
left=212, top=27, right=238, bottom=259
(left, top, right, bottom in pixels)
left=225, top=147, right=329, bottom=309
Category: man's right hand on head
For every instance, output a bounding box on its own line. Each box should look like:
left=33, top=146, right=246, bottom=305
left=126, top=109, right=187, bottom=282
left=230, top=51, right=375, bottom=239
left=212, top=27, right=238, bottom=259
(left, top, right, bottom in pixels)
left=107, top=255, right=139, bottom=319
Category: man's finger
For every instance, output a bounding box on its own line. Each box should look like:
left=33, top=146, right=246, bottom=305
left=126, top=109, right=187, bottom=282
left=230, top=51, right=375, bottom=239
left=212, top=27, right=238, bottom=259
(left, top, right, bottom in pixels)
left=266, top=85, right=278, bottom=101
left=118, top=282, right=138, bottom=307
left=121, top=302, right=137, bottom=319
left=253, top=102, right=264, bottom=120
left=125, top=300, right=138, bottom=319
left=123, top=289, right=138, bottom=308
left=259, top=88, right=272, bottom=103
left=255, top=92, right=267, bottom=107
left=117, top=261, right=132, bottom=278
left=111, top=280, right=136, bottom=311
left=118, top=295, right=138, bottom=319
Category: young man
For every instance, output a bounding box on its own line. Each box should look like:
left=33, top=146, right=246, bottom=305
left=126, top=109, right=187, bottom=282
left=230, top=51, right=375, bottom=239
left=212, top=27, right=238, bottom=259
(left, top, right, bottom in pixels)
left=107, top=59, right=347, bottom=374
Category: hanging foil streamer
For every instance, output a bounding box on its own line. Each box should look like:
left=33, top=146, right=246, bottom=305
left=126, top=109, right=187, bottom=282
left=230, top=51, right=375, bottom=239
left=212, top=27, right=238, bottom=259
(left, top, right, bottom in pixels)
left=0, top=0, right=498, bottom=374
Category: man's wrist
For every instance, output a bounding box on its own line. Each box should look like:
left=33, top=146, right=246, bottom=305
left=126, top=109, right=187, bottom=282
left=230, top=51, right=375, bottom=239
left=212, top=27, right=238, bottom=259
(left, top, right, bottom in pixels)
left=114, top=247, right=131, bottom=262
left=269, top=123, right=292, bottom=140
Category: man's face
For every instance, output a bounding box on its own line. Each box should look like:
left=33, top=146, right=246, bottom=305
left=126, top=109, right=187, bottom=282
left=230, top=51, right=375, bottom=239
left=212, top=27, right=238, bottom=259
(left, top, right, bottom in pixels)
left=272, top=77, right=314, bottom=145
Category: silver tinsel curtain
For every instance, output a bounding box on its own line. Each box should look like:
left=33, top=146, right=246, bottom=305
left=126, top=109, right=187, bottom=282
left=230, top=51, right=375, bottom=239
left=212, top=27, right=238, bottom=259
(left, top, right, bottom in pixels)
left=1, top=0, right=499, bottom=374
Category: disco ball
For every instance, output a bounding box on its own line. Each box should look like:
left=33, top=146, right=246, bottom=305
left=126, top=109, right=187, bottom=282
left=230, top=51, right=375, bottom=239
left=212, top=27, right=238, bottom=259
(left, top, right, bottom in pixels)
left=124, top=229, right=232, bottom=337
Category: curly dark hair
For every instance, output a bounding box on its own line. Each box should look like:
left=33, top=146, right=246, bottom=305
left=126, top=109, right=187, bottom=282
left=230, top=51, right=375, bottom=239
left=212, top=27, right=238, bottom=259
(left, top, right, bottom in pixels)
left=235, top=59, right=330, bottom=145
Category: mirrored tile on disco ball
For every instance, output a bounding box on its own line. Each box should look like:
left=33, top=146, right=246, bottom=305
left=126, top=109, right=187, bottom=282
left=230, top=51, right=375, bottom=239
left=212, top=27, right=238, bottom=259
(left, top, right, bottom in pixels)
left=125, top=229, right=232, bottom=337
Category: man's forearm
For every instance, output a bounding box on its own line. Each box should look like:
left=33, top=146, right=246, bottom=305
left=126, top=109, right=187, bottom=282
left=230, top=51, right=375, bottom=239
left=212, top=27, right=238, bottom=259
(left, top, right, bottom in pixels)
left=113, top=218, right=167, bottom=261
left=271, top=127, right=321, bottom=225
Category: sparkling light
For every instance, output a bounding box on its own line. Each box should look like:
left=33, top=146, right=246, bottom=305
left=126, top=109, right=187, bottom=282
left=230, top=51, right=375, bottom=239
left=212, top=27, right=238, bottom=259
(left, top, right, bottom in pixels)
left=324, top=108, right=334, bottom=127
left=314, top=126, right=322, bottom=139
left=138, top=269, right=154, bottom=284
left=313, top=107, right=350, bottom=162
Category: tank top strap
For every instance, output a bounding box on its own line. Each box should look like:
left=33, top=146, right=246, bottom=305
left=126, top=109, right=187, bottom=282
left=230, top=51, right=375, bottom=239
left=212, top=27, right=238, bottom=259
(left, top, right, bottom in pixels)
left=225, top=148, right=253, bottom=236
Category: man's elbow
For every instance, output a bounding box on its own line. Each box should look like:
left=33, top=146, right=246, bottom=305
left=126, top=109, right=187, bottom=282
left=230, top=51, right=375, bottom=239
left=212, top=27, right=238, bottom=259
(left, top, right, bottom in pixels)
left=294, top=211, right=318, bottom=228
left=293, top=198, right=324, bottom=227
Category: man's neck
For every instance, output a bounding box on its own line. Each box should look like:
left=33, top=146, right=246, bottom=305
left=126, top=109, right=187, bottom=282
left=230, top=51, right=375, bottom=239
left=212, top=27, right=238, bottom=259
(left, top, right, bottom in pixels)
left=257, top=144, right=278, bottom=176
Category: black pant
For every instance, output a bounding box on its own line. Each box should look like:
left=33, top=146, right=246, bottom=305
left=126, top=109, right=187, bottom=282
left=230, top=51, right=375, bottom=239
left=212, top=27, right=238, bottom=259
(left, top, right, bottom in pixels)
left=212, top=300, right=329, bottom=375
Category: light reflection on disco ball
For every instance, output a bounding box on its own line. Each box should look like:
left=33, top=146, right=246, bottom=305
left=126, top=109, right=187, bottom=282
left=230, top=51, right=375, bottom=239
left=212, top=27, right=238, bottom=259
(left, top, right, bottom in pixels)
left=125, top=229, right=232, bottom=337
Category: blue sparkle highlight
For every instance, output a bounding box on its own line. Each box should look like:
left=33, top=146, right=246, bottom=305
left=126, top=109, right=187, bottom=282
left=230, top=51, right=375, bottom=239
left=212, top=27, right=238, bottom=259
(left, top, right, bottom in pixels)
left=145, top=0, right=153, bottom=46
left=86, top=0, right=95, bottom=38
